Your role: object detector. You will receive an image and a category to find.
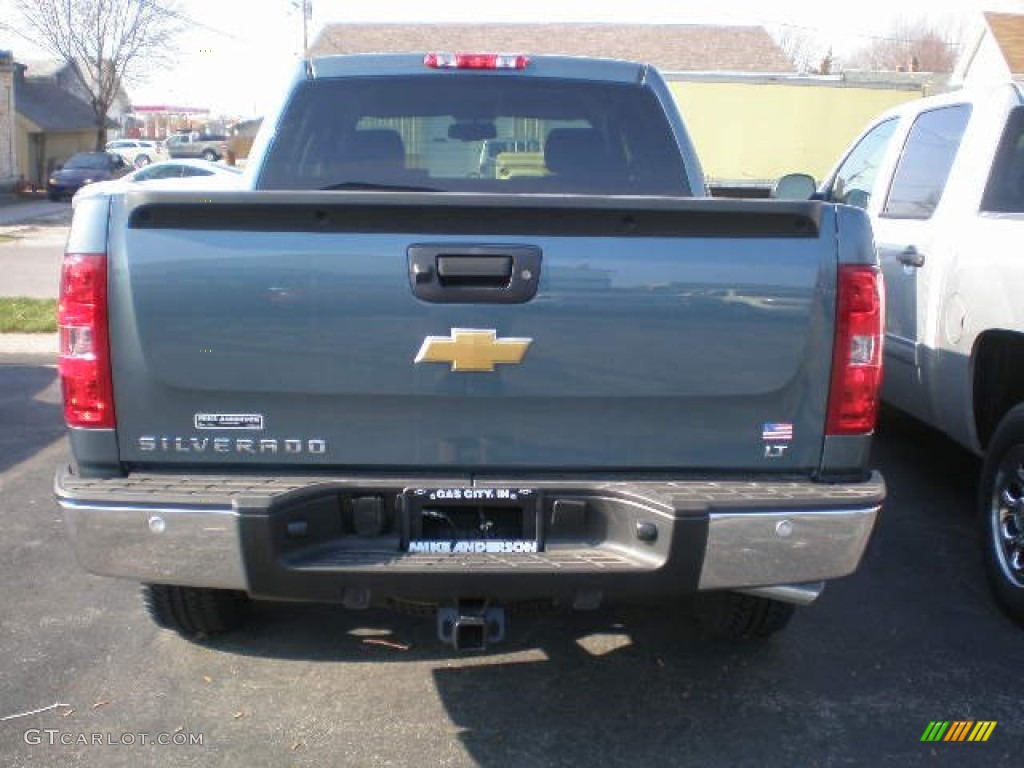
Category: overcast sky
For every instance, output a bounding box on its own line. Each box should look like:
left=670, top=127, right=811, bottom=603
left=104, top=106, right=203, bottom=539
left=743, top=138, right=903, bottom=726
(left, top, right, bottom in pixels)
left=2, top=0, right=1021, bottom=116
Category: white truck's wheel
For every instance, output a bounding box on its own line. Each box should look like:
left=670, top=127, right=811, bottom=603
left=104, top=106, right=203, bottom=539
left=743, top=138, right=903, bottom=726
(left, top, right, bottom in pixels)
left=980, top=403, right=1024, bottom=625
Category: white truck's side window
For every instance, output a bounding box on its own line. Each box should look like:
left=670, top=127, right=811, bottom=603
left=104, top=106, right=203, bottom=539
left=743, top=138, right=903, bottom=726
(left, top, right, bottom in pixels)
left=830, top=117, right=898, bottom=209
left=882, top=105, right=971, bottom=220
left=981, top=106, right=1024, bottom=214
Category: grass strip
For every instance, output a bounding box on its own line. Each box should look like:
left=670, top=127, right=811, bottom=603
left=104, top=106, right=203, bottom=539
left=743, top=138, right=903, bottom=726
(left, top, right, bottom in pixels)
left=0, top=297, right=58, bottom=333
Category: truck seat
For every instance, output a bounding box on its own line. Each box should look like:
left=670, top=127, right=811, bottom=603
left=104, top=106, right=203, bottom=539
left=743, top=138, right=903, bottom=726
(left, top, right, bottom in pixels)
left=543, top=128, right=627, bottom=187
left=322, top=128, right=408, bottom=183
left=348, top=129, right=406, bottom=168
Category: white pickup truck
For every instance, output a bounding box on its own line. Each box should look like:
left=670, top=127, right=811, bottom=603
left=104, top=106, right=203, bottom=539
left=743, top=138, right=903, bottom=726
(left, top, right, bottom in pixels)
left=813, top=80, right=1024, bottom=624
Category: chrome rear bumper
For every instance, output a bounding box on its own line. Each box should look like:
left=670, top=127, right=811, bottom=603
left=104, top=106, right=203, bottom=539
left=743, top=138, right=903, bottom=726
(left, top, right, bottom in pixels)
left=61, top=501, right=246, bottom=590
left=57, top=468, right=883, bottom=604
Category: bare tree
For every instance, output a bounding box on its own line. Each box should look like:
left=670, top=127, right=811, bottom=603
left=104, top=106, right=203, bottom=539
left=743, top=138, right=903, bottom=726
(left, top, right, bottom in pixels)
left=2, top=0, right=182, bottom=148
left=843, top=19, right=961, bottom=73
left=771, top=26, right=827, bottom=74
left=770, top=26, right=840, bottom=75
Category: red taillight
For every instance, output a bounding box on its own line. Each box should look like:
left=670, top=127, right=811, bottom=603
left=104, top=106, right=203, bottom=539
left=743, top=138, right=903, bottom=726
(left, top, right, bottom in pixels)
left=59, top=252, right=115, bottom=428
left=424, top=53, right=529, bottom=70
left=826, top=265, right=884, bottom=435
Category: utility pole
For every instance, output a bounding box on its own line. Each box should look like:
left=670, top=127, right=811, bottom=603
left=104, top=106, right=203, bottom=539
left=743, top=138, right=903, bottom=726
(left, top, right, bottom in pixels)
left=292, top=0, right=311, bottom=56
left=302, top=0, right=309, bottom=57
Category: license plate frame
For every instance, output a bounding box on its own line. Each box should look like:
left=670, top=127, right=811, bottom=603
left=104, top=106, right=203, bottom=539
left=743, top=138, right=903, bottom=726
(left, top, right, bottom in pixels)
left=402, top=487, right=542, bottom=554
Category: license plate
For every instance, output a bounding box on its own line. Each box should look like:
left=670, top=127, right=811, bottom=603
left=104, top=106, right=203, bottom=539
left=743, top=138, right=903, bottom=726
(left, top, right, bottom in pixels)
left=404, top=487, right=539, bottom=554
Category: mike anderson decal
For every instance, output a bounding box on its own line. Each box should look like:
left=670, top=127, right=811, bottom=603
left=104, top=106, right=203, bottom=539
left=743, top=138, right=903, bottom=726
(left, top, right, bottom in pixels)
left=408, top=540, right=539, bottom=554
left=194, top=413, right=264, bottom=430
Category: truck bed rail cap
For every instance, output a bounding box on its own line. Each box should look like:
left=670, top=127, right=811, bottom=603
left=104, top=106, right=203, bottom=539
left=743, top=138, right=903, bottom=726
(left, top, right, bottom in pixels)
left=309, top=53, right=646, bottom=83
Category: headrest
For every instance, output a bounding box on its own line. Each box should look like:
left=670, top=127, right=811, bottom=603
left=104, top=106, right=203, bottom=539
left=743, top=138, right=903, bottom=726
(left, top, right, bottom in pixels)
left=349, top=129, right=405, bottom=165
left=544, top=128, right=609, bottom=177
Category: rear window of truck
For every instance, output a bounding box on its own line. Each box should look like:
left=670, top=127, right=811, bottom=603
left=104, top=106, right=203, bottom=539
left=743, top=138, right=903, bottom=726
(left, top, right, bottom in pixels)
left=882, top=104, right=971, bottom=220
left=981, top=105, right=1024, bottom=214
left=258, top=75, right=690, bottom=195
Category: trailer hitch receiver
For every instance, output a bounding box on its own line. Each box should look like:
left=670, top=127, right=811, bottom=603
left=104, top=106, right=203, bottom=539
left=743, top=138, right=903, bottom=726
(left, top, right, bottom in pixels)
left=437, top=603, right=506, bottom=651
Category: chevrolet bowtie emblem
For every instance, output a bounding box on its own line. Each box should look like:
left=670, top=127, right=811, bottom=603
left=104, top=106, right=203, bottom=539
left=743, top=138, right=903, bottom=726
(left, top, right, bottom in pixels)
left=415, top=329, right=532, bottom=372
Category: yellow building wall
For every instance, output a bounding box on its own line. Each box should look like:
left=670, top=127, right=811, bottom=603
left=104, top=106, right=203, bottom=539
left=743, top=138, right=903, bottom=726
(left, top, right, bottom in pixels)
left=668, top=81, right=926, bottom=186
left=43, top=132, right=97, bottom=168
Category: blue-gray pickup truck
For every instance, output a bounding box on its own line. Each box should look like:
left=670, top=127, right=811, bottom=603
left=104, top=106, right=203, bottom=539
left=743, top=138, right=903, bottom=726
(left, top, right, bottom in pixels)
left=55, top=53, right=885, bottom=649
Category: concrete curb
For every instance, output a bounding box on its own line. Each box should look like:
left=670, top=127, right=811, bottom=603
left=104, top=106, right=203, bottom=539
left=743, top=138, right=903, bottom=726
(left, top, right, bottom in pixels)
left=0, top=333, right=58, bottom=359
left=1, top=200, right=67, bottom=363
left=0, top=198, right=73, bottom=227
left=0, top=219, right=69, bottom=240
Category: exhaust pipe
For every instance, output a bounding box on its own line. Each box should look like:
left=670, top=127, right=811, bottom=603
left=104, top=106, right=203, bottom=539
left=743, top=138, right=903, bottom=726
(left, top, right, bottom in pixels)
left=737, top=581, right=825, bottom=606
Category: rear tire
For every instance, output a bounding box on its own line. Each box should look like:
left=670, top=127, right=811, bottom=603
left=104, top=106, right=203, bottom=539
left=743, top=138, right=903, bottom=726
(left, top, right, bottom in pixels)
left=134, top=154, right=151, bottom=168
left=143, top=584, right=250, bottom=637
left=201, top=149, right=218, bottom=162
left=693, top=592, right=795, bottom=640
left=979, top=403, right=1024, bottom=626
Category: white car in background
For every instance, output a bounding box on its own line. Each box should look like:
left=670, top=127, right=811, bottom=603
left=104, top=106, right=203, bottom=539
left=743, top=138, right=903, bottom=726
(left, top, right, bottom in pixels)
left=104, top=139, right=169, bottom=168
left=72, top=158, right=243, bottom=208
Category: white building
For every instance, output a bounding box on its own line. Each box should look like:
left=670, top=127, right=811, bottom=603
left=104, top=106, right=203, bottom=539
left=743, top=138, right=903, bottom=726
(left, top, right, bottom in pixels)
left=953, top=11, right=1024, bottom=87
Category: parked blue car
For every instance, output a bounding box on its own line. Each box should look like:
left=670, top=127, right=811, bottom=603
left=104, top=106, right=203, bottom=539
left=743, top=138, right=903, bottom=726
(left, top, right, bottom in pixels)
left=46, top=151, right=131, bottom=201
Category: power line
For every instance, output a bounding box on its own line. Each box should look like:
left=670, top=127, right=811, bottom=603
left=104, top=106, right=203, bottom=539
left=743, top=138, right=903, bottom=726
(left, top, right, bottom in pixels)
left=145, top=1, right=241, bottom=41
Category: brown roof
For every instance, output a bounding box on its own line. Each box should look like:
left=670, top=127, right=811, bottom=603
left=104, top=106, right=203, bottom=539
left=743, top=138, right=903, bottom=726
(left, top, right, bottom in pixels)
left=985, top=12, right=1024, bottom=75
left=311, top=23, right=795, bottom=73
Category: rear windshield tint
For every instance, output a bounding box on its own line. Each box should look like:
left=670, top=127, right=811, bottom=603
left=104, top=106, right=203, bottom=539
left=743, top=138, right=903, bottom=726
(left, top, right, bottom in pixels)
left=981, top=105, right=1024, bottom=214
left=258, top=75, right=689, bottom=195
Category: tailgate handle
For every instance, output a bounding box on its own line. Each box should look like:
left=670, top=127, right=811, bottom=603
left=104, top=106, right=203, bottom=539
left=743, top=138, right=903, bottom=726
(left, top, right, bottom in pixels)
left=437, top=256, right=512, bottom=285
left=408, top=245, right=542, bottom=304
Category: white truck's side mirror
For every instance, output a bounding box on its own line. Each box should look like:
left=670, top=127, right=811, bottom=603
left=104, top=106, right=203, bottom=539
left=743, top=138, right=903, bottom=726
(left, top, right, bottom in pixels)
left=772, top=173, right=817, bottom=200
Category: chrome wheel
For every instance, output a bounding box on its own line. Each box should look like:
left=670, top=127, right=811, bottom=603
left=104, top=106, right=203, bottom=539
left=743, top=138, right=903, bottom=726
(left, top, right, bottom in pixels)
left=990, top=447, right=1024, bottom=587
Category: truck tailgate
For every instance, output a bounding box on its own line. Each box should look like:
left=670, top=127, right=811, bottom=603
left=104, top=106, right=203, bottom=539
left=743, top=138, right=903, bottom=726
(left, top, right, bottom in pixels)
left=109, top=191, right=836, bottom=471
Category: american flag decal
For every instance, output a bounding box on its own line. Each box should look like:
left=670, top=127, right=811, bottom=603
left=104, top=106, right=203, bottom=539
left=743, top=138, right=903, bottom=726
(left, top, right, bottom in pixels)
left=762, top=422, right=794, bottom=441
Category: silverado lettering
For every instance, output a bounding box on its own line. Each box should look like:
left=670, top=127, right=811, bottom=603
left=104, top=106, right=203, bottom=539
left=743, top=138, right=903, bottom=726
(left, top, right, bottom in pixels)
left=137, top=437, right=327, bottom=455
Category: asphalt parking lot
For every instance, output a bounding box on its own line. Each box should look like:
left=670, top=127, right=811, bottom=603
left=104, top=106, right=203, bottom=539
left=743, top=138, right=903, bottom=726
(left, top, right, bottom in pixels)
left=0, top=355, right=1020, bottom=767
